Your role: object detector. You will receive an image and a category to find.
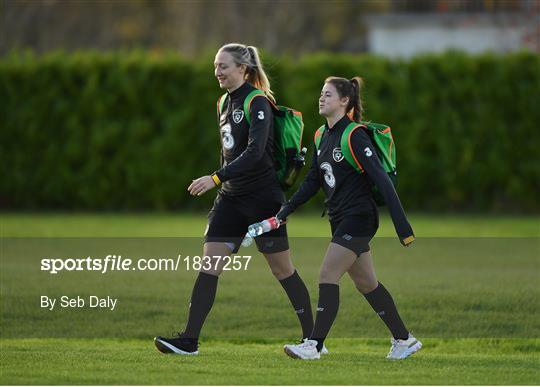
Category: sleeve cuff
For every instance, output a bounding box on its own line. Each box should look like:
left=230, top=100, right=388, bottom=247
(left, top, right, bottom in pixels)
left=211, top=173, right=221, bottom=186
left=214, top=170, right=227, bottom=184
left=402, top=235, right=415, bottom=245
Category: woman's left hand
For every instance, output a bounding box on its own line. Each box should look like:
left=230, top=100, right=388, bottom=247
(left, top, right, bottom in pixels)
left=400, top=235, right=415, bottom=247
left=188, top=175, right=216, bottom=196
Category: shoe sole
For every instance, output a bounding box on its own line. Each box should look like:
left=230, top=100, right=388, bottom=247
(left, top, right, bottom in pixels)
left=154, top=337, right=198, bottom=355
left=387, top=341, right=422, bottom=360
left=283, top=346, right=320, bottom=360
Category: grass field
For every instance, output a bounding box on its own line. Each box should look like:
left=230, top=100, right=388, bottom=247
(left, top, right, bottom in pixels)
left=2, top=212, right=539, bottom=237
left=1, top=338, right=538, bottom=385
left=1, top=213, right=539, bottom=385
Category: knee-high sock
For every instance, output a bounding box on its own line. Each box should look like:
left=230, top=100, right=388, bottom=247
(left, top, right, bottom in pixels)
left=183, top=272, right=219, bottom=339
left=363, top=282, right=409, bottom=340
left=279, top=270, right=314, bottom=338
left=310, top=283, right=340, bottom=351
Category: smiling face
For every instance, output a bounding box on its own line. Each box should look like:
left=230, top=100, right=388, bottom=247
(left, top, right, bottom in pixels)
left=214, top=50, right=246, bottom=91
left=318, top=82, right=349, bottom=118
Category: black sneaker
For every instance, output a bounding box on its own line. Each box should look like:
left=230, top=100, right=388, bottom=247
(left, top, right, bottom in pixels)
left=154, top=332, right=198, bottom=355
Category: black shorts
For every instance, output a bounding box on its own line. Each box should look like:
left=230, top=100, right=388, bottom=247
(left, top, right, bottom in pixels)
left=204, top=189, right=289, bottom=254
left=330, top=209, right=379, bottom=257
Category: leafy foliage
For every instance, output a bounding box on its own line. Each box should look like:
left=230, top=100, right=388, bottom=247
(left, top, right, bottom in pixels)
left=1, top=51, right=538, bottom=211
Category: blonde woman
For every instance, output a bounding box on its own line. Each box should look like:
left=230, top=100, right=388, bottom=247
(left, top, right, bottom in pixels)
left=154, top=44, right=314, bottom=355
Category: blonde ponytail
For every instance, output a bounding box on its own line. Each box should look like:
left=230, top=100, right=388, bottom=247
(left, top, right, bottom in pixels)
left=246, top=46, right=275, bottom=103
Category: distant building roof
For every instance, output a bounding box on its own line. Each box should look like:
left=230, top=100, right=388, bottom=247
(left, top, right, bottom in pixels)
left=363, top=13, right=539, bottom=57
left=364, top=13, right=537, bottom=27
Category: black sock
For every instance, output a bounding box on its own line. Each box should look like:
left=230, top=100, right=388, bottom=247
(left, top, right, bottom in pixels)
left=363, top=282, right=409, bottom=340
left=310, top=283, right=339, bottom=352
left=279, top=270, right=314, bottom=338
left=183, top=272, right=219, bottom=340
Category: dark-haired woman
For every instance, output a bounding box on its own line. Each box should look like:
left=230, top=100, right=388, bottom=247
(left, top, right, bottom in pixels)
left=154, top=43, right=315, bottom=355
left=279, top=76, right=421, bottom=360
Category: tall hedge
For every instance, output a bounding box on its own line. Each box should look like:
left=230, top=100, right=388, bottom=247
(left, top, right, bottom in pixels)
left=1, top=50, right=539, bottom=212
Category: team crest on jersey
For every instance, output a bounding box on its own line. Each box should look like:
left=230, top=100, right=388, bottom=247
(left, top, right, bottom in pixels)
left=232, top=109, right=244, bottom=124
left=332, top=147, right=344, bottom=162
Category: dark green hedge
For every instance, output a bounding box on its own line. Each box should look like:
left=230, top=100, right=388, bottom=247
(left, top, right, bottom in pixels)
left=1, top=50, right=539, bottom=212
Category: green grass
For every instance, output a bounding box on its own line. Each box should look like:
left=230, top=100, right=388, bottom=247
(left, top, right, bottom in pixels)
left=1, top=212, right=539, bottom=237
left=1, top=338, right=538, bottom=385
left=1, top=213, right=539, bottom=384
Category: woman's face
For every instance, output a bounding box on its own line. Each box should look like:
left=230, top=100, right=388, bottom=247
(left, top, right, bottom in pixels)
left=214, top=50, right=246, bottom=90
left=319, top=82, right=348, bottom=118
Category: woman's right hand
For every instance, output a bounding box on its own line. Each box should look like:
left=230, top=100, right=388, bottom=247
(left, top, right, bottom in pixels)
left=188, top=175, right=217, bottom=196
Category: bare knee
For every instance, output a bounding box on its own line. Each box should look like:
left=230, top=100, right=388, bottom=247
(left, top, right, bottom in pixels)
left=202, top=242, right=233, bottom=276
left=265, top=251, right=294, bottom=280
left=319, top=269, right=340, bottom=285
left=352, top=276, right=378, bottom=294
left=271, top=266, right=294, bottom=280
left=348, top=270, right=377, bottom=293
left=200, top=267, right=221, bottom=276
left=268, top=259, right=295, bottom=280
left=199, top=257, right=224, bottom=276
left=347, top=251, right=378, bottom=293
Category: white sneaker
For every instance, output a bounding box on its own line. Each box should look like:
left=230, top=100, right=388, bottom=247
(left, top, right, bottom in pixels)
left=386, top=334, right=422, bottom=359
left=284, top=339, right=320, bottom=360
left=287, top=339, right=328, bottom=354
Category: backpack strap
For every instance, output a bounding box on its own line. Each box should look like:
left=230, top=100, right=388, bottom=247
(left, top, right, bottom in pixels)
left=341, top=122, right=366, bottom=173
left=314, top=125, right=325, bottom=149
left=243, top=89, right=267, bottom=125
left=361, top=121, right=396, bottom=173
left=220, top=88, right=274, bottom=124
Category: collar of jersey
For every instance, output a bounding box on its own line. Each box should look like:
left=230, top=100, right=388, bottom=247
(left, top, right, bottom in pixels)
left=227, top=81, right=253, bottom=100
left=325, top=114, right=351, bottom=132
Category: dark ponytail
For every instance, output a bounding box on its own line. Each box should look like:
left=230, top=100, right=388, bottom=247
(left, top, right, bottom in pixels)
left=349, top=77, right=363, bottom=122
left=324, top=76, right=364, bottom=122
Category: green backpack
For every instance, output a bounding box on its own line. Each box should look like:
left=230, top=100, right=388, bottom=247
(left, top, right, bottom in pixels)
left=314, top=121, right=397, bottom=205
left=218, top=89, right=305, bottom=189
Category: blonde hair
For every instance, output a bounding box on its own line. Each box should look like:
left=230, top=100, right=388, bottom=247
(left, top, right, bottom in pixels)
left=219, top=43, right=276, bottom=103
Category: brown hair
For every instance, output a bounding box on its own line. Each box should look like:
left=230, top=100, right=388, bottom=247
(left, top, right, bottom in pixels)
left=219, top=43, right=276, bottom=103
left=324, top=76, right=363, bottom=122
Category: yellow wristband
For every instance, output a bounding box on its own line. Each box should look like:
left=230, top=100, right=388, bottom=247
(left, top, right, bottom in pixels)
left=211, top=174, right=221, bottom=186
left=402, top=235, right=415, bottom=245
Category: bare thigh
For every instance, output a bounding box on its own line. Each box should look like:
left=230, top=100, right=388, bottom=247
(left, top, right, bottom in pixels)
left=347, top=250, right=379, bottom=293
left=318, top=242, right=358, bottom=284
left=200, top=242, right=236, bottom=276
